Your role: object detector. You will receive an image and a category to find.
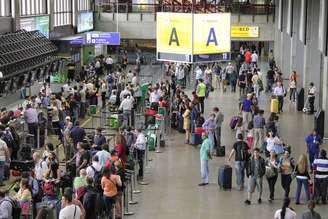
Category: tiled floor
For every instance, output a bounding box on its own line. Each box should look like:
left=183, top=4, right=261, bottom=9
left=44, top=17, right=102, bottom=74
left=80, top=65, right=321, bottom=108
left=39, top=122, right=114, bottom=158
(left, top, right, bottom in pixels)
left=127, top=65, right=328, bottom=219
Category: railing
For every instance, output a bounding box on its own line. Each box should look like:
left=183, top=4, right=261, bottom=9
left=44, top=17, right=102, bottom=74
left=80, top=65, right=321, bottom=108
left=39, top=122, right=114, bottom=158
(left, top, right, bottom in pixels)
left=97, top=2, right=275, bottom=15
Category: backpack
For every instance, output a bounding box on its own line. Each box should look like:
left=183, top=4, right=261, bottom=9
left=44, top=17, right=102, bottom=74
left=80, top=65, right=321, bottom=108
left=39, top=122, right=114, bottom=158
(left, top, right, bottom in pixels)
left=91, top=165, right=102, bottom=191
left=1, top=198, right=21, bottom=219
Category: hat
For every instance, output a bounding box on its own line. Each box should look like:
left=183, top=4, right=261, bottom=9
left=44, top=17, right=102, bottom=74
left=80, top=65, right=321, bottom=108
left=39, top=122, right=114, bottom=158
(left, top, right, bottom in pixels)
left=247, top=93, right=253, bottom=97
left=65, top=116, right=71, bottom=120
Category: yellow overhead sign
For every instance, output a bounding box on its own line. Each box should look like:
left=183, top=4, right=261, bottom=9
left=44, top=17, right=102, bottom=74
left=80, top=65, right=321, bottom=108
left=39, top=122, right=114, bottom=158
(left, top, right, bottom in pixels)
left=156, top=12, right=231, bottom=57
left=231, top=26, right=259, bottom=38
left=193, top=13, right=231, bottom=54
left=156, top=13, right=192, bottom=55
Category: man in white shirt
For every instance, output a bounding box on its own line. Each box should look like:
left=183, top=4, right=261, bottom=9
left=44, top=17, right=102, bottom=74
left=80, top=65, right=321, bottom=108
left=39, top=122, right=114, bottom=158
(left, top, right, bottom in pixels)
left=134, top=129, right=146, bottom=179
left=95, top=144, right=111, bottom=168
left=0, top=137, right=9, bottom=186
left=33, top=152, right=48, bottom=182
left=59, top=188, right=82, bottom=219
left=308, top=82, right=316, bottom=114
left=251, top=51, right=258, bottom=66
left=86, top=156, right=102, bottom=178
left=273, top=82, right=285, bottom=113
left=119, top=94, right=134, bottom=127
left=105, top=56, right=114, bottom=73
left=127, top=70, right=134, bottom=83
left=131, top=73, right=138, bottom=86
left=149, top=89, right=160, bottom=104
left=120, top=87, right=132, bottom=101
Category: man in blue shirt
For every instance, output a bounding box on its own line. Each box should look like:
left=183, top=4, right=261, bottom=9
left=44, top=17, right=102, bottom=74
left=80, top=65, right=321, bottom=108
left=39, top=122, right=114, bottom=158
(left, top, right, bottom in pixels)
left=199, top=132, right=212, bottom=186
left=202, top=114, right=217, bottom=152
left=70, top=121, right=86, bottom=147
left=306, top=129, right=323, bottom=166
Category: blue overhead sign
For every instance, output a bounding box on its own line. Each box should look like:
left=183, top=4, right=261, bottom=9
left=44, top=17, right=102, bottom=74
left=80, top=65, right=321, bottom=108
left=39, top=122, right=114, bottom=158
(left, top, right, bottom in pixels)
left=85, top=32, right=120, bottom=45
left=70, top=37, right=84, bottom=45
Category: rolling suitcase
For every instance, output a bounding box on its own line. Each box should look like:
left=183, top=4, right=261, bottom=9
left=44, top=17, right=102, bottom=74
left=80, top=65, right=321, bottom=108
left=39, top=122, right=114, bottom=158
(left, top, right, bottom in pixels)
left=218, top=165, right=232, bottom=190
left=190, top=133, right=202, bottom=145
left=270, top=98, right=279, bottom=113
left=230, top=116, right=239, bottom=129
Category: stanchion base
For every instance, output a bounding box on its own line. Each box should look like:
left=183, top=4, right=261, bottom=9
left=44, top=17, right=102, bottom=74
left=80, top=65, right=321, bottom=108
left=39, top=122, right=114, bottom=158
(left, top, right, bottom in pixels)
left=129, top=200, right=138, bottom=205
left=138, top=181, right=149, bottom=185
left=133, top=190, right=141, bottom=194
left=124, top=211, right=135, bottom=216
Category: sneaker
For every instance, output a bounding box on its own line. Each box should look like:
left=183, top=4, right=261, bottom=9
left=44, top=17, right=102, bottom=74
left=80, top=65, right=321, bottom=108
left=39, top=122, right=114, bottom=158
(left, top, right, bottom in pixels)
left=295, top=202, right=300, bottom=205
left=258, top=198, right=262, bottom=204
left=268, top=198, right=272, bottom=203
left=198, top=183, right=206, bottom=186
left=244, top=200, right=251, bottom=205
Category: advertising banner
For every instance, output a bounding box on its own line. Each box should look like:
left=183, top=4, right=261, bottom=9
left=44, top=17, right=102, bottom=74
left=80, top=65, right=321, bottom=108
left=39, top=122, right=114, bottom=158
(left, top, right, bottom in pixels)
left=231, top=26, right=259, bottom=38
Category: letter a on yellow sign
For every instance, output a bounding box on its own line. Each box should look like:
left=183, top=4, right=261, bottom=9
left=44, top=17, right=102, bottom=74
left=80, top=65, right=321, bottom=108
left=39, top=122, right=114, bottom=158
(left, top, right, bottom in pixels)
left=157, top=13, right=193, bottom=55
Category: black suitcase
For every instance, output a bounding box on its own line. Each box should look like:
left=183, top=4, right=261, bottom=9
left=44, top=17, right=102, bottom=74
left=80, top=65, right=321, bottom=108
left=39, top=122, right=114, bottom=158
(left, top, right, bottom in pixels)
left=216, top=146, right=225, bottom=157
left=218, top=165, right=232, bottom=190
left=297, top=88, right=304, bottom=111
left=178, top=115, right=185, bottom=133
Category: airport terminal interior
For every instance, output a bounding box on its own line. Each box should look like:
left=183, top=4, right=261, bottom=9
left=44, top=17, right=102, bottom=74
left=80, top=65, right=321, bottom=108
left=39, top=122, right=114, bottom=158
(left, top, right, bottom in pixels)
left=0, top=0, right=328, bottom=219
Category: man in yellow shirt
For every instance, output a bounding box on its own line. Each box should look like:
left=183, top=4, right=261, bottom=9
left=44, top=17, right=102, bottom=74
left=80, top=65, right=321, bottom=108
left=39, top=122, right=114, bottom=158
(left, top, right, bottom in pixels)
left=197, top=79, right=206, bottom=114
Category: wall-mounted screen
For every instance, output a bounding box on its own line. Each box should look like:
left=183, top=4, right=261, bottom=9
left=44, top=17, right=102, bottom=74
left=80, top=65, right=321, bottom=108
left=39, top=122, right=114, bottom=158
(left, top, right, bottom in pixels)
left=20, top=16, right=50, bottom=38
left=77, top=12, right=94, bottom=33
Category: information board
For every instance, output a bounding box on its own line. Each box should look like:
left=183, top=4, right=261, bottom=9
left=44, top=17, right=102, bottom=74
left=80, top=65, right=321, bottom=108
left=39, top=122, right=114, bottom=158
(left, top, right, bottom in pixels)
left=85, top=32, right=120, bottom=45
left=231, top=26, right=259, bottom=38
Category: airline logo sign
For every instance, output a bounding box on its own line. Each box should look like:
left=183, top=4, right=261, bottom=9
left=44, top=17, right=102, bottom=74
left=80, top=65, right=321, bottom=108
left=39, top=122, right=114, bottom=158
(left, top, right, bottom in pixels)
left=231, top=26, right=259, bottom=38
left=157, top=13, right=192, bottom=54
left=156, top=13, right=231, bottom=55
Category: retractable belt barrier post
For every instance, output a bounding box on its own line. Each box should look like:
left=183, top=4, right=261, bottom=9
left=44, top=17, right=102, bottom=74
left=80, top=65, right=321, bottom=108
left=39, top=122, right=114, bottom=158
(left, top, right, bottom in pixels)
left=124, top=174, right=134, bottom=216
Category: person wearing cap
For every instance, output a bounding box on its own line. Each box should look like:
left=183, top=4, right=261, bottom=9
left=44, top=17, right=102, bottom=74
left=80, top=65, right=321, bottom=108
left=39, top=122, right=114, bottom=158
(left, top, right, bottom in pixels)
left=301, top=201, right=322, bottom=219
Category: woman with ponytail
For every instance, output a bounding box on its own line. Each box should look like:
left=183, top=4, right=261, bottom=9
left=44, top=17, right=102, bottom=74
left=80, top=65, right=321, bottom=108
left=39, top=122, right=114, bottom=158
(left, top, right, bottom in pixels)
left=274, top=198, right=296, bottom=219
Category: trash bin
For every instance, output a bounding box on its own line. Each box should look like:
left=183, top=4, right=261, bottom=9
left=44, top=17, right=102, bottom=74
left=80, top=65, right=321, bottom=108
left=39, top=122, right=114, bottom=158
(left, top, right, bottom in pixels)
left=89, top=105, right=97, bottom=115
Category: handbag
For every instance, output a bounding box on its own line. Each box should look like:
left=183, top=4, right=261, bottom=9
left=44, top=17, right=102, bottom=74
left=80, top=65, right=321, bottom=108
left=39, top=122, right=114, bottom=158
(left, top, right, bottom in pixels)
left=265, top=166, right=276, bottom=178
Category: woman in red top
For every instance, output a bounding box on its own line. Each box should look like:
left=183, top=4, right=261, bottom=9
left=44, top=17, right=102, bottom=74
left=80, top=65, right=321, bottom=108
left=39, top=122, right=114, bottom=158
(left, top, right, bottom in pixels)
left=244, top=49, right=252, bottom=64
left=114, top=134, right=127, bottom=169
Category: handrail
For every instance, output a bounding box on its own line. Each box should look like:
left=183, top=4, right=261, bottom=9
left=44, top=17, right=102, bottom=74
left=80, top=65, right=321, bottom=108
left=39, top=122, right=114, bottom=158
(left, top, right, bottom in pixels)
left=97, top=2, right=275, bottom=15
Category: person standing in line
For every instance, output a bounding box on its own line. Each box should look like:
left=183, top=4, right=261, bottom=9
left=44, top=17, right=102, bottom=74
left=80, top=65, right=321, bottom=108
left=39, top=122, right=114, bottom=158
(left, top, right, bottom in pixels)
left=202, top=114, right=217, bottom=153
left=312, top=149, right=328, bottom=204
left=183, top=105, right=191, bottom=144
left=24, top=104, right=38, bottom=148
left=228, top=133, right=249, bottom=191
left=134, top=128, right=146, bottom=181
left=0, top=136, right=10, bottom=186
left=294, top=154, right=311, bottom=205
left=301, top=201, right=322, bottom=219
left=253, top=109, right=265, bottom=149
left=213, top=107, right=224, bottom=147
left=274, top=198, right=296, bottom=219
left=244, top=148, right=266, bottom=205
left=305, top=129, right=323, bottom=167
left=273, top=81, right=286, bottom=113
left=59, top=188, right=82, bottom=219
left=196, top=79, right=206, bottom=114
left=199, top=132, right=212, bottom=186
left=265, top=150, right=279, bottom=202
left=307, top=82, right=317, bottom=114
left=279, top=150, right=295, bottom=198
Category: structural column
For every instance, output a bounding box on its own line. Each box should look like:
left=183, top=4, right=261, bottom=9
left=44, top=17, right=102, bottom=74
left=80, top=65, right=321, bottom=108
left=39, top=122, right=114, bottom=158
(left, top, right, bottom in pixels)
left=11, top=0, right=20, bottom=31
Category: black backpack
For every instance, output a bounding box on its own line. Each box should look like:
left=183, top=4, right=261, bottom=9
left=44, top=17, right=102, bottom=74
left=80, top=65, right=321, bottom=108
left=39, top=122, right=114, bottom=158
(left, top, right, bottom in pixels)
left=1, top=197, right=21, bottom=219
left=91, top=166, right=102, bottom=191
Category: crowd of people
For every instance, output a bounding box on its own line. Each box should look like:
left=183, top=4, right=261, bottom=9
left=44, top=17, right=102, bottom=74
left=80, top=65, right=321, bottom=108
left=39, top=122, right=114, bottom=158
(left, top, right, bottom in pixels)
left=0, top=44, right=326, bottom=219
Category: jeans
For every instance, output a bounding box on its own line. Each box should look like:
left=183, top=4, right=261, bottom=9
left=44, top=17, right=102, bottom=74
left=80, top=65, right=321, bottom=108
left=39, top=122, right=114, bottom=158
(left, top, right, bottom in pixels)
left=314, top=177, right=328, bottom=203
left=290, top=88, right=296, bottom=102
left=199, top=97, right=205, bottom=114
left=123, top=110, right=131, bottom=127
left=215, top=127, right=222, bottom=147
left=248, top=176, right=263, bottom=199
left=200, top=160, right=209, bottom=184
left=103, top=195, right=116, bottom=218
left=80, top=102, right=86, bottom=118
left=27, top=123, right=38, bottom=148
left=0, top=161, right=5, bottom=184
left=277, top=95, right=284, bottom=112
left=137, top=149, right=145, bottom=178
left=108, top=83, right=113, bottom=98
left=235, top=161, right=245, bottom=189
left=253, top=84, right=259, bottom=98
left=295, top=178, right=310, bottom=203
left=266, top=175, right=278, bottom=199
left=281, top=174, right=292, bottom=198
left=230, top=80, right=237, bottom=92
left=253, top=128, right=264, bottom=149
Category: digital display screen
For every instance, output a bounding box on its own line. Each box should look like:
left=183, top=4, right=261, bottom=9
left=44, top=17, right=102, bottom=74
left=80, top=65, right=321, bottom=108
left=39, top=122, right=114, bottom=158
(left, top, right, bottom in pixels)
left=77, top=12, right=94, bottom=33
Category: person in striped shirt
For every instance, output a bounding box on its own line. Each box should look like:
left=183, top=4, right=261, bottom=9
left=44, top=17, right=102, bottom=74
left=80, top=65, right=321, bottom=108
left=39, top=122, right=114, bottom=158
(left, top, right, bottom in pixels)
left=313, top=149, right=328, bottom=204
